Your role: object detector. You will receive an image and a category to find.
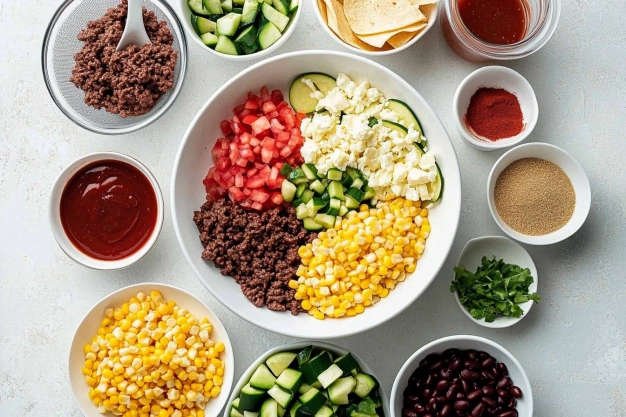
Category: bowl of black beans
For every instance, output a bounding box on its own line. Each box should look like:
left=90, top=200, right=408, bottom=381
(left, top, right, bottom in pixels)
left=391, top=335, right=532, bottom=417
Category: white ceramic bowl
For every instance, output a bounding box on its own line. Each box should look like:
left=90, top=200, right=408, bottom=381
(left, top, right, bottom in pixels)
left=171, top=50, right=462, bottom=339
left=487, top=142, right=591, bottom=245
left=312, top=0, right=438, bottom=56
left=224, top=342, right=390, bottom=417
left=391, top=335, right=533, bottom=417
left=69, top=283, right=234, bottom=417
left=453, top=236, right=538, bottom=328
left=176, top=0, right=302, bottom=61
left=49, top=152, right=164, bottom=270
left=453, top=66, right=538, bottom=151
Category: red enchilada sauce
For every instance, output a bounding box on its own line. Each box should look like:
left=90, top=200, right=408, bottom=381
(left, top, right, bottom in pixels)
left=60, top=160, right=158, bottom=261
left=458, top=0, right=527, bottom=44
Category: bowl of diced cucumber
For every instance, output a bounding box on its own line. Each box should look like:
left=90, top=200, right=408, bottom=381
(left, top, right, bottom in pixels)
left=180, top=0, right=301, bottom=59
left=227, top=342, right=389, bottom=417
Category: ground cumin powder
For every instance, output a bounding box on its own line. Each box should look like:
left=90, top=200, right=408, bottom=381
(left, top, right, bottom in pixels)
left=494, top=158, right=575, bottom=235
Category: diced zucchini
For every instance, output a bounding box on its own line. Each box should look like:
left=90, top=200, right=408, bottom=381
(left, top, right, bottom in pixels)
left=302, top=164, right=319, bottom=181
left=354, top=374, right=377, bottom=399
left=217, top=12, right=242, bottom=36
left=338, top=206, right=349, bottom=217
left=326, top=198, right=341, bottom=216
left=351, top=178, right=364, bottom=190
left=313, top=214, right=335, bottom=229
left=297, top=346, right=313, bottom=366
left=362, top=186, right=376, bottom=201
left=191, top=15, right=217, bottom=35
left=261, top=2, right=290, bottom=32
left=306, top=197, right=326, bottom=217
left=344, top=196, right=359, bottom=210
left=300, top=190, right=314, bottom=204
left=276, top=368, right=303, bottom=393
left=295, top=183, right=307, bottom=199
left=327, top=168, right=342, bottom=181
left=298, top=383, right=314, bottom=395
left=245, top=412, right=260, bottom=417
left=341, top=175, right=353, bottom=188
left=233, top=398, right=242, bottom=411
left=221, top=0, right=233, bottom=11
left=188, top=0, right=210, bottom=16
left=315, top=406, right=333, bottom=417
left=250, top=364, right=277, bottom=390
left=289, top=73, right=337, bottom=114
left=333, top=353, right=359, bottom=376
left=240, top=384, right=267, bottom=411
left=319, top=190, right=330, bottom=202
left=303, top=217, right=323, bottom=231
left=328, top=181, right=344, bottom=201
left=317, top=364, right=343, bottom=389
left=281, top=179, right=297, bottom=203
left=381, top=119, right=408, bottom=136
left=345, top=188, right=365, bottom=204
left=296, top=204, right=309, bottom=220
left=268, top=385, right=294, bottom=408
left=298, top=388, right=327, bottom=414
left=289, top=0, right=299, bottom=13
left=266, top=352, right=297, bottom=377
left=272, top=0, right=290, bottom=15
left=289, top=173, right=309, bottom=186
left=235, top=25, right=258, bottom=51
left=301, top=352, right=332, bottom=384
left=241, top=0, right=260, bottom=26
left=387, top=98, right=424, bottom=136
left=261, top=398, right=279, bottom=417
left=413, top=141, right=426, bottom=155
left=327, top=376, right=355, bottom=405
left=233, top=0, right=244, bottom=4
left=427, top=162, right=444, bottom=202
left=350, top=412, right=377, bottom=417
left=345, top=167, right=363, bottom=181
left=257, top=22, right=282, bottom=49
left=232, top=408, right=245, bottom=417
left=309, top=180, right=324, bottom=194
left=278, top=405, right=286, bottom=417
left=215, top=35, right=239, bottom=54
left=356, top=398, right=377, bottom=415
left=201, top=32, right=219, bottom=47
left=203, top=0, right=223, bottom=14
left=290, top=402, right=303, bottom=417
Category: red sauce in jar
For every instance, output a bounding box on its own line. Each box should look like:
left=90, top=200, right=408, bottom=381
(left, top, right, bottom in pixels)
left=60, top=160, right=158, bottom=261
left=458, top=0, right=527, bottom=45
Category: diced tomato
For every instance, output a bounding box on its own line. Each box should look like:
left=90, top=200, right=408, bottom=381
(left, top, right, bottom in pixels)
left=245, top=175, right=265, bottom=189
left=231, top=121, right=244, bottom=135
left=271, top=89, right=284, bottom=105
left=260, top=86, right=271, bottom=102
left=267, top=111, right=279, bottom=119
left=276, top=101, right=289, bottom=111
left=270, top=191, right=283, bottom=205
left=262, top=101, right=277, bottom=115
left=239, top=132, right=253, bottom=144
left=256, top=129, right=271, bottom=140
left=242, top=114, right=259, bottom=125
left=267, top=166, right=280, bottom=188
left=261, top=148, right=273, bottom=163
left=258, top=165, right=271, bottom=180
left=251, top=116, right=271, bottom=135
left=251, top=189, right=270, bottom=203
left=216, top=156, right=230, bottom=171
left=262, top=138, right=275, bottom=151
left=240, top=198, right=253, bottom=207
left=251, top=202, right=263, bottom=210
left=233, top=104, right=246, bottom=116
left=270, top=118, right=284, bottom=135
left=280, top=146, right=292, bottom=158
left=246, top=167, right=258, bottom=177
left=245, top=98, right=259, bottom=110
left=228, top=186, right=247, bottom=202
left=220, top=120, right=232, bottom=135
left=276, top=131, right=290, bottom=143
left=253, top=145, right=261, bottom=154
left=250, top=137, right=261, bottom=146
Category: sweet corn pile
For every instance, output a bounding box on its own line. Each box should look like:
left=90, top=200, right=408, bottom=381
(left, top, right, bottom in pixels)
left=82, top=291, right=226, bottom=416
left=290, top=198, right=430, bottom=319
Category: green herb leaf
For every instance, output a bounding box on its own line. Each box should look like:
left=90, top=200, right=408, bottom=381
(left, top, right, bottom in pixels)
left=368, top=117, right=378, bottom=127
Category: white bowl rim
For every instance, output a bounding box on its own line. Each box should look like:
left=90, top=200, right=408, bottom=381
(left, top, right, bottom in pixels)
left=68, top=282, right=235, bottom=417
left=452, top=66, right=538, bottom=151
left=310, top=0, right=438, bottom=56
left=224, top=341, right=391, bottom=417
left=49, top=151, right=165, bottom=271
left=171, top=49, right=462, bottom=339
left=453, top=236, right=538, bottom=328
left=176, top=0, right=303, bottom=61
left=390, top=334, right=534, bottom=417
left=486, top=142, right=591, bottom=245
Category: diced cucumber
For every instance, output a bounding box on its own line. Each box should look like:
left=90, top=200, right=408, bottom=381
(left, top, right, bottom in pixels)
left=280, top=163, right=293, bottom=177
left=268, top=385, right=294, bottom=408
left=208, top=14, right=225, bottom=21
left=303, top=217, right=323, bottom=231
left=245, top=412, right=260, bottom=417
left=317, top=364, right=343, bottom=389
left=233, top=398, right=242, bottom=411
left=191, top=15, right=217, bottom=35
left=222, top=0, right=233, bottom=11
left=266, top=352, right=297, bottom=377
left=261, top=398, right=279, bottom=417
left=333, top=353, right=359, bottom=376
left=295, top=183, right=307, bottom=199
left=288, top=73, right=337, bottom=114
left=327, top=376, right=355, bottom=405
left=309, top=180, right=324, bottom=194
left=232, top=408, right=245, bottom=417
left=278, top=405, right=286, bottom=417
left=188, top=0, right=210, bottom=16
left=281, top=178, right=297, bottom=203
left=215, top=35, right=239, bottom=54
left=351, top=178, right=364, bottom=190
left=326, top=198, right=341, bottom=216
left=241, top=0, right=260, bottom=26
left=297, top=346, right=313, bottom=366
left=344, top=196, right=359, bottom=210
left=250, top=364, right=277, bottom=390
left=302, top=164, right=319, bottom=181
left=362, top=186, right=376, bottom=201
left=346, top=188, right=365, bottom=204
left=203, top=0, right=224, bottom=14
left=298, top=383, right=314, bottom=395
left=327, top=168, right=342, bottom=181
left=301, top=190, right=314, bottom=204
left=319, top=190, right=330, bottom=202
left=201, top=32, right=219, bottom=47
left=290, top=402, right=302, bottom=417
left=314, top=214, right=335, bottom=229
left=354, top=374, right=377, bottom=399
left=345, top=167, right=363, bottom=181
left=338, top=206, right=349, bottom=217
left=427, top=162, right=444, bottom=202
left=240, top=384, right=267, bottom=411
left=235, top=25, right=258, bottom=47
left=341, top=175, right=353, bottom=188
left=276, top=368, right=303, bottom=393
left=217, top=13, right=242, bottom=36
left=315, top=406, right=333, bottom=417
left=233, top=0, right=244, bottom=4
left=301, top=352, right=332, bottom=384
left=289, top=0, right=299, bottom=13
left=258, top=21, right=283, bottom=49
left=387, top=99, right=423, bottom=136
left=328, top=181, right=344, bottom=200
left=289, top=168, right=309, bottom=185
left=261, top=3, right=289, bottom=31
left=298, top=388, right=326, bottom=414
left=296, top=204, right=309, bottom=220
left=306, top=197, right=326, bottom=217
left=272, top=0, right=290, bottom=14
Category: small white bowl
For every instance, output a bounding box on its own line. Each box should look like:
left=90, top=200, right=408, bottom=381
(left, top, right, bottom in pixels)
left=177, top=0, right=302, bottom=61
left=391, top=335, right=533, bottom=417
left=453, top=236, right=538, bottom=328
left=453, top=66, right=538, bottom=151
left=224, top=341, right=390, bottom=417
left=312, top=0, right=438, bottom=56
left=487, top=143, right=591, bottom=245
left=69, top=283, right=234, bottom=417
left=49, top=152, right=164, bottom=270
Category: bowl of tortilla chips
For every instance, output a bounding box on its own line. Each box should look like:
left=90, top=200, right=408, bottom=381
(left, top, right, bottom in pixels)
left=312, top=0, right=438, bottom=55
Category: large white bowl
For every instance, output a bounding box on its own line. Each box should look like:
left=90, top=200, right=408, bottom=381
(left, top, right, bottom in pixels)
left=391, top=335, right=533, bottom=417
left=224, top=342, right=390, bottom=417
left=171, top=51, right=462, bottom=339
left=69, top=283, right=234, bottom=417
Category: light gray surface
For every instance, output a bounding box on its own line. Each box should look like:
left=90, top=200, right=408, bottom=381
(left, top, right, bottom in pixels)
left=0, top=0, right=624, bottom=416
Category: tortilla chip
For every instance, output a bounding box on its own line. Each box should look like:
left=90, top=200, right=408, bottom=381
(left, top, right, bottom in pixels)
left=326, top=0, right=388, bottom=52
left=317, top=0, right=327, bottom=22
left=386, top=24, right=427, bottom=48
left=356, top=22, right=427, bottom=48
left=344, top=0, right=426, bottom=35
left=323, top=0, right=339, bottom=33
left=409, top=0, right=438, bottom=5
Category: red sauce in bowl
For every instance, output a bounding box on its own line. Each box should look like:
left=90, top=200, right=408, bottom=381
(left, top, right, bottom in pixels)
left=60, top=160, right=158, bottom=261
left=458, top=0, right=527, bottom=45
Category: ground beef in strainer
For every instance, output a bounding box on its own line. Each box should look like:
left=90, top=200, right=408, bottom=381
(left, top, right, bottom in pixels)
left=70, top=0, right=178, bottom=117
left=193, top=198, right=317, bottom=315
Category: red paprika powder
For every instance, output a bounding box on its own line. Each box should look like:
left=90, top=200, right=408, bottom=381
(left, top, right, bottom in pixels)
left=464, top=87, right=524, bottom=141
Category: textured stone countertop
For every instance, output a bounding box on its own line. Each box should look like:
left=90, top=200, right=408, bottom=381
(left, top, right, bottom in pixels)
left=0, top=0, right=624, bottom=416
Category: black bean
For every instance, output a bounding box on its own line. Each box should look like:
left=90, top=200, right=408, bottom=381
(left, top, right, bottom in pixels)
left=481, top=397, right=495, bottom=407
left=496, top=377, right=512, bottom=389
left=482, top=385, right=495, bottom=398
left=470, top=402, right=485, bottom=417
left=440, top=404, right=452, bottom=417
left=466, top=389, right=483, bottom=402
left=509, top=386, right=522, bottom=398
left=403, top=409, right=417, bottom=417
left=496, top=396, right=506, bottom=406
left=453, top=400, right=470, bottom=412
left=446, top=384, right=459, bottom=400
left=461, top=370, right=480, bottom=381
left=496, top=363, right=508, bottom=376
left=491, top=366, right=500, bottom=379
left=484, top=407, right=495, bottom=417
left=436, top=380, right=451, bottom=394
left=481, top=357, right=496, bottom=368
left=497, top=412, right=517, bottom=417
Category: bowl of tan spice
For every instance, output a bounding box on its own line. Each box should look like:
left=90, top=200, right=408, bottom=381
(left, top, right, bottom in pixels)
left=487, top=143, right=591, bottom=245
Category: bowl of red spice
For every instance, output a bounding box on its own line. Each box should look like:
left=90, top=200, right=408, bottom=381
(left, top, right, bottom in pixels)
left=453, top=66, right=538, bottom=151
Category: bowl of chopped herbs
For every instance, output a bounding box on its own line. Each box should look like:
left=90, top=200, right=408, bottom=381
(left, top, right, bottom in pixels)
left=451, top=236, right=540, bottom=328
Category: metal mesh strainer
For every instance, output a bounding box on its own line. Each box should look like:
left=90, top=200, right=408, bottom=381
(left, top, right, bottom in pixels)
left=42, top=0, right=188, bottom=135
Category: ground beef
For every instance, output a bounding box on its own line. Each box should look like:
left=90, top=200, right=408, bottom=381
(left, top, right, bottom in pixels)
left=70, top=0, right=178, bottom=117
left=193, top=199, right=317, bottom=315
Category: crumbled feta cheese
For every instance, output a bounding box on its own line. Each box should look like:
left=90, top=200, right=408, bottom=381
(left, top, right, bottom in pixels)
left=408, top=168, right=430, bottom=186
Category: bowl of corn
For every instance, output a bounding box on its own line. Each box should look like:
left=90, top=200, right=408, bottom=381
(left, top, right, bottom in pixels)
left=69, top=283, right=233, bottom=417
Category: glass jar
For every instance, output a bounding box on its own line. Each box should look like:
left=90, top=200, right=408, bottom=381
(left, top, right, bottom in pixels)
left=440, top=0, right=561, bottom=62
